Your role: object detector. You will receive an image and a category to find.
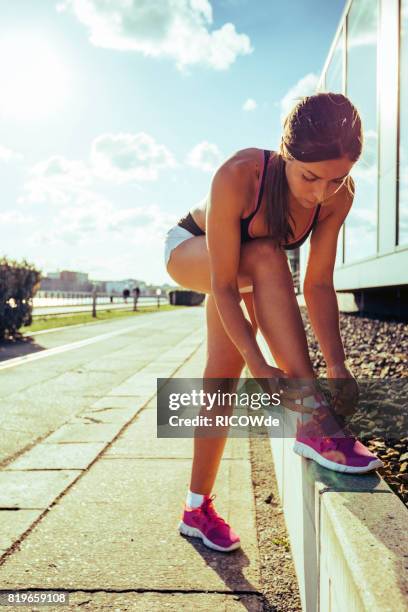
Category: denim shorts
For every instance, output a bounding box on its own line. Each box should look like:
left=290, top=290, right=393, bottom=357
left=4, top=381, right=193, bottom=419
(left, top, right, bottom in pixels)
left=163, top=224, right=253, bottom=293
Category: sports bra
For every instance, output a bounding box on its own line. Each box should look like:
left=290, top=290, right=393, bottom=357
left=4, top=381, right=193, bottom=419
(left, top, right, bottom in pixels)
left=177, top=148, right=321, bottom=249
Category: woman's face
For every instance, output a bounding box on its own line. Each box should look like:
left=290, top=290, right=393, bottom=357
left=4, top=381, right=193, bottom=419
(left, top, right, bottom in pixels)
left=285, top=156, right=355, bottom=209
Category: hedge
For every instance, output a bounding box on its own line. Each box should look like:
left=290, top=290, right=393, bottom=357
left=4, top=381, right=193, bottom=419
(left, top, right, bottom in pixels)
left=0, top=257, right=41, bottom=340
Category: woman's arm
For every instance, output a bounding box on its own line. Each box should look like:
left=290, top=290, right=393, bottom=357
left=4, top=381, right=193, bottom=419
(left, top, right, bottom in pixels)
left=302, top=180, right=354, bottom=373
left=206, top=159, right=281, bottom=376
left=302, top=285, right=347, bottom=367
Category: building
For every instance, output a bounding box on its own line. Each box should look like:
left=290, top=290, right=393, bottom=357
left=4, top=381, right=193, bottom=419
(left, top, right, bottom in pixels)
left=60, top=270, right=89, bottom=285
left=41, top=270, right=93, bottom=292
left=105, top=279, right=146, bottom=295
left=299, top=0, right=408, bottom=316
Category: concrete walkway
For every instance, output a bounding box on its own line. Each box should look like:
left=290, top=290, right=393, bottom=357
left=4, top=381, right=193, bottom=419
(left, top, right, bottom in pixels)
left=0, top=307, right=264, bottom=611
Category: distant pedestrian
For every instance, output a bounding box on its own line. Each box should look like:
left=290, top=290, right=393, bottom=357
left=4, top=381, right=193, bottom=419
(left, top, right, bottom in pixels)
left=123, top=288, right=130, bottom=303
left=133, top=286, right=140, bottom=311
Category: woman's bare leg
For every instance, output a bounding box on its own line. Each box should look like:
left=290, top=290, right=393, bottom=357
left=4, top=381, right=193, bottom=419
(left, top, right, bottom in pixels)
left=189, top=293, right=250, bottom=494
left=242, top=240, right=314, bottom=378
left=167, top=236, right=314, bottom=495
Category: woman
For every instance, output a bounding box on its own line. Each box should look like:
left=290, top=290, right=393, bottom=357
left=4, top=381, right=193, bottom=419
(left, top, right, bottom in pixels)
left=164, top=93, right=383, bottom=552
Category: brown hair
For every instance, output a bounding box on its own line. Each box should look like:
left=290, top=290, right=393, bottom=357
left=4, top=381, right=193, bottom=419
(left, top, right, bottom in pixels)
left=264, top=92, right=363, bottom=246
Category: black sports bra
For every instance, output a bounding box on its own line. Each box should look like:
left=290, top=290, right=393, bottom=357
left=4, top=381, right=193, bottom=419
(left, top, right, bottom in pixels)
left=177, top=149, right=321, bottom=249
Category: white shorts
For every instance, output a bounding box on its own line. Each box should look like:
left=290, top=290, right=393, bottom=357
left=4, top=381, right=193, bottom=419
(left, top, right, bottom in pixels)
left=163, top=224, right=253, bottom=293
left=164, top=224, right=197, bottom=268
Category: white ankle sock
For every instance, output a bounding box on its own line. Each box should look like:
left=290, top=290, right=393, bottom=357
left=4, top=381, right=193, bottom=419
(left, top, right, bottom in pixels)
left=186, top=489, right=205, bottom=508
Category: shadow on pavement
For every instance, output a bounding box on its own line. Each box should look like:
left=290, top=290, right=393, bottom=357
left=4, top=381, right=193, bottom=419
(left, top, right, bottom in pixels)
left=177, top=536, right=261, bottom=609
left=0, top=336, right=45, bottom=362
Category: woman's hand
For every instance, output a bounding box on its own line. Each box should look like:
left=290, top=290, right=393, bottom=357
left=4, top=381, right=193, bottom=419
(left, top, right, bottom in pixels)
left=249, top=362, right=286, bottom=393
left=327, top=361, right=359, bottom=417
left=248, top=362, right=316, bottom=414
left=326, top=361, right=354, bottom=378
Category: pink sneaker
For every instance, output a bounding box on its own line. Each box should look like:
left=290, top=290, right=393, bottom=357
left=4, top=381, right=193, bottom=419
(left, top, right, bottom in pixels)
left=178, top=493, right=241, bottom=552
left=293, top=394, right=384, bottom=474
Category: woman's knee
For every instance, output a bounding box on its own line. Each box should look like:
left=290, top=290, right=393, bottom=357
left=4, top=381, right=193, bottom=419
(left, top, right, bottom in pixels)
left=239, top=238, right=287, bottom=274
left=203, top=357, right=245, bottom=379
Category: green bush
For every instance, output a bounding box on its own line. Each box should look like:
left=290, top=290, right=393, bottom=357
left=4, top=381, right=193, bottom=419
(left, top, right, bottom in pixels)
left=0, top=257, right=41, bottom=340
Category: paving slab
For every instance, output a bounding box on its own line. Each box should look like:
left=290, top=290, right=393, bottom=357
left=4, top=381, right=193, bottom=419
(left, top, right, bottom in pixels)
left=42, top=591, right=263, bottom=611
left=0, top=509, right=40, bottom=552
left=76, top=405, right=141, bottom=424
left=0, top=470, right=80, bottom=509
left=0, top=308, right=264, bottom=608
left=103, top=401, right=249, bottom=461
left=89, top=396, right=144, bottom=411
left=0, top=459, right=261, bottom=592
left=4, top=443, right=106, bottom=470
left=42, top=422, right=125, bottom=444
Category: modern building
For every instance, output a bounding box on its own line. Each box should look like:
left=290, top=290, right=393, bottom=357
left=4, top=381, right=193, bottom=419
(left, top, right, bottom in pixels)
left=299, top=0, right=408, bottom=316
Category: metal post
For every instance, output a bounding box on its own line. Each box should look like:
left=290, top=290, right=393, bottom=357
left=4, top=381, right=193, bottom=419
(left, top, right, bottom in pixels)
left=156, top=288, right=162, bottom=309
left=92, top=289, right=97, bottom=318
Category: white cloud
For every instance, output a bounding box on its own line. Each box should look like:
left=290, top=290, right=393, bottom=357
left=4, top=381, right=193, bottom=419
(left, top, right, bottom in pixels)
left=280, top=73, right=319, bottom=125
left=0, top=144, right=22, bottom=162
left=58, top=0, right=253, bottom=72
left=31, top=197, right=175, bottom=252
left=185, top=141, right=223, bottom=172
left=0, top=210, right=32, bottom=224
left=20, top=132, right=176, bottom=207
left=14, top=132, right=192, bottom=282
left=18, top=141, right=178, bottom=256
left=346, top=206, right=377, bottom=230
left=347, top=9, right=377, bottom=48
left=91, top=132, right=177, bottom=182
left=242, top=98, right=257, bottom=111
left=21, top=155, right=91, bottom=206
left=23, top=201, right=181, bottom=280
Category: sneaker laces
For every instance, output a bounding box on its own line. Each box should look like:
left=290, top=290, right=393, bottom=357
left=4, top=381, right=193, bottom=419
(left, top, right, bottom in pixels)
left=200, top=494, right=228, bottom=527
left=300, top=392, right=357, bottom=442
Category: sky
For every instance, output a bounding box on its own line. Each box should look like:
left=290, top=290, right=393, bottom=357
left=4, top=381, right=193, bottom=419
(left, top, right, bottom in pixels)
left=0, top=0, right=347, bottom=285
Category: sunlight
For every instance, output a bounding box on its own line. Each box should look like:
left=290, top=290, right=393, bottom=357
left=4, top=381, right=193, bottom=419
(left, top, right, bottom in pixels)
left=0, top=32, right=70, bottom=120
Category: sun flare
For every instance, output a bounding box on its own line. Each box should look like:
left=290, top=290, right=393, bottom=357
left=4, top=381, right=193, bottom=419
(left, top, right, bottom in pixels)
left=0, top=32, right=70, bottom=120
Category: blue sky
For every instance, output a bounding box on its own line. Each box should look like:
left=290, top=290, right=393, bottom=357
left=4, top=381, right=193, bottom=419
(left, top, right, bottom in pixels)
left=0, top=0, right=346, bottom=285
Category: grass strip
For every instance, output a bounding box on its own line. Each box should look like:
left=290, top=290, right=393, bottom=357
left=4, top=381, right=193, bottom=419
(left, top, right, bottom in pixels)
left=23, top=304, right=184, bottom=334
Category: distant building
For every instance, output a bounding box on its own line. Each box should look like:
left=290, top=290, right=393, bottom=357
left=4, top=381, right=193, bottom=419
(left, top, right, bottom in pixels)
left=41, top=270, right=93, bottom=292
left=60, top=270, right=89, bottom=284
left=40, top=272, right=158, bottom=297
left=105, top=279, right=146, bottom=295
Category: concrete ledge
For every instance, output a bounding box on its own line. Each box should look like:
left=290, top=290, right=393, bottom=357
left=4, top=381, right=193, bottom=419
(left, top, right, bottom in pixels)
left=249, top=332, right=408, bottom=612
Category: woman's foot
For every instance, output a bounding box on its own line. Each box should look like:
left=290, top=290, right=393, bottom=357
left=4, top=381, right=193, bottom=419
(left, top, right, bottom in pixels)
left=178, top=493, right=241, bottom=552
left=293, top=394, right=384, bottom=474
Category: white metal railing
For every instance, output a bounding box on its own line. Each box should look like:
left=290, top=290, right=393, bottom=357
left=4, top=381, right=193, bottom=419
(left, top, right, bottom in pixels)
left=32, top=291, right=168, bottom=317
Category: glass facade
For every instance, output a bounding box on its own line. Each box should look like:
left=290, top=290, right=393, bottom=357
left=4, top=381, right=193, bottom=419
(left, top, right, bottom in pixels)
left=325, top=28, right=344, bottom=93
left=399, top=0, right=408, bottom=245
left=301, top=0, right=408, bottom=292
left=344, top=0, right=379, bottom=262
left=324, top=28, right=345, bottom=266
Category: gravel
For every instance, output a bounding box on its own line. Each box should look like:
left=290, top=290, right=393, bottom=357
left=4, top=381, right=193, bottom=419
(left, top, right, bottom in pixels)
left=300, top=306, right=408, bottom=508
left=246, top=308, right=407, bottom=611
left=249, top=429, right=302, bottom=611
